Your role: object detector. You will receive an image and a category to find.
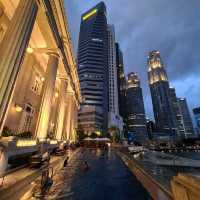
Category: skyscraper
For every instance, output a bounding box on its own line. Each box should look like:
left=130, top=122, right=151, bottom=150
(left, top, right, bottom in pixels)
left=126, top=72, right=147, bottom=143
left=77, top=2, right=108, bottom=135
left=116, top=43, right=127, bottom=123
left=107, top=25, right=119, bottom=115
left=107, top=25, right=123, bottom=131
left=193, top=107, right=200, bottom=135
left=148, top=50, right=177, bottom=134
left=169, top=87, right=185, bottom=135
left=178, top=98, right=194, bottom=137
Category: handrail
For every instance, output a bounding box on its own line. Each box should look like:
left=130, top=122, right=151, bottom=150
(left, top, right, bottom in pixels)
left=117, top=149, right=173, bottom=199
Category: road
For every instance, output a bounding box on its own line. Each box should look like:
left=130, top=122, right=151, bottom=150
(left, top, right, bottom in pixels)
left=22, top=148, right=151, bottom=200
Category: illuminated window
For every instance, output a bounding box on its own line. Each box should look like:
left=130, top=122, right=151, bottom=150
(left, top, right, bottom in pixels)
left=31, top=74, right=43, bottom=95
left=18, top=103, right=34, bottom=134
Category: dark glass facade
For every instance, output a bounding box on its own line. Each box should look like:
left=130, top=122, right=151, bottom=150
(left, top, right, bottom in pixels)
left=148, top=50, right=178, bottom=134
left=178, top=98, right=194, bottom=136
left=77, top=2, right=108, bottom=135
left=126, top=72, right=147, bottom=143
left=115, top=43, right=126, bottom=122
left=169, top=88, right=185, bottom=135
left=193, top=107, right=200, bottom=134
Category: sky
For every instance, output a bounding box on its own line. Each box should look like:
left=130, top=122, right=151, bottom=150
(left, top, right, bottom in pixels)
left=64, top=0, right=200, bottom=120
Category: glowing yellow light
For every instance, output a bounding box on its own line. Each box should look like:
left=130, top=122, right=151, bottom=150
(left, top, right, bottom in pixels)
left=16, top=140, right=37, bottom=147
left=15, top=105, right=22, bottom=112
left=83, top=9, right=97, bottom=20
left=26, top=47, right=34, bottom=54
left=41, top=77, right=45, bottom=82
left=96, top=131, right=101, bottom=136
left=51, top=123, right=55, bottom=128
left=50, top=140, right=58, bottom=145
left=55, top=92, right=59, bottom=98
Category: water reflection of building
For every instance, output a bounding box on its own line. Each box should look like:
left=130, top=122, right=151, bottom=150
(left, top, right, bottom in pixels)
left=0, top=0, right=81, bottom=142
left=146, top=118, right=156, bottom=140
left=126, top=72, right=147, bottom=144
left=148, top=51, right=178, bottom=135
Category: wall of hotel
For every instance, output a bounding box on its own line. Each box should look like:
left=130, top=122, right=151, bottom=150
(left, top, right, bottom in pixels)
left=4, top=53, right=45, bottom=135
left=0, top=0, right=80, bottom=141
left=0, top=1, right=11, bottom=43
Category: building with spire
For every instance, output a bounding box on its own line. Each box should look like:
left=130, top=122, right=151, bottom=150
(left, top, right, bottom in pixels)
left=148, top=50, right=177, bottom=135
left=126, top=72, right=147, bottom=143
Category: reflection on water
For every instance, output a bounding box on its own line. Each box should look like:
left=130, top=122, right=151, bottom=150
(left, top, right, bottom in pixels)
left=26, top=149, right=151, bottom=200
left=134, top=151, right=200, bottom=189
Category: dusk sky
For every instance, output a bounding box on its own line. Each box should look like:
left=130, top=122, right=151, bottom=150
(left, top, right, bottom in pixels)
left=64, top=0, right=200, bottom=120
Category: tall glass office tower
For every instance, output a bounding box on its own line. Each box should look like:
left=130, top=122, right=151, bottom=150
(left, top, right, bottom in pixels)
left=116, top=43, right=127, bottom=123
left=178, top=98, right=194, bottom=137
left=77, top=2, right=108, bottom=135
left=126, top=72, right=147, bottom=143
left=148, top=50, right=178, bottom=134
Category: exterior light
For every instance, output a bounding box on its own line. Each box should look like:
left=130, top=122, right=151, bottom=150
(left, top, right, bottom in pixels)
left=16, top=140, right=37, bottom=147
left=55, top=92, right=59, bottom=98
left=50, top=140, right=58, bottom=145
left=96, top=131, right=101, bottom=136
left=41, top=77, right=45, bottom=82
left=15, top=105, right=23, bottom=112
left=51, top=123, right=55, bottom=128
left=26, top=47, right=34, bottom=54
left=83, top=9, right=97, bottom=21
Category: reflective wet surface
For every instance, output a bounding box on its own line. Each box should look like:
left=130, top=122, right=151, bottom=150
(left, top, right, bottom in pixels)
left=43, top=148, right=150, bottom=200
left=133, top=151, right=200, bottom=190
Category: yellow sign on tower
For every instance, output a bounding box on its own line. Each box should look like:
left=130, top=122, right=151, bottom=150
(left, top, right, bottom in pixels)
left=83, top=9, right=98, bottom=21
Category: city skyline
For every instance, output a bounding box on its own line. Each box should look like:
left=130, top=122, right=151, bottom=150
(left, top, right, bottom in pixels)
left=0, top=2, right=200, bottom=200
left=65, top=0, right=200, bottom=120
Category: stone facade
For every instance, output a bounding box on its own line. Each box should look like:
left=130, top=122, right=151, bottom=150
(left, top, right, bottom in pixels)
left=0, top=0, right=81, bottom=142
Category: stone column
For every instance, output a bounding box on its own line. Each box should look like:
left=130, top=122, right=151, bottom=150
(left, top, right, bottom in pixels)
left=0, top=0, right=38, bottom=134
left=65, top=93, right=73, bottom=141
left=35, top=53, right=59, bottom=140
left=0, top=3, right=4, bottom=18
left=70, top=101, right=75, bottom=141
left=55, top=79, right=68, bottom=141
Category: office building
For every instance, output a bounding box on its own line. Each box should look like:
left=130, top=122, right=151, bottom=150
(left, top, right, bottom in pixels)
left=178, top=98, right=194, bottom=137
left=126, top=72, right=147, bottom=143
left=107, top=25, right=123, bottom=132
left=116, top=43, right=127, bottom=123
left=193, top=107, right=200, bottom=135
left=169, top=88, right=185, bottom=135
left=148, top=50, right=178, bottom=134
left=77, top=2, right=109, bottom=135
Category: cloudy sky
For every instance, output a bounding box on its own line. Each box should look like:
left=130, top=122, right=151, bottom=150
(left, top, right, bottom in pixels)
left=64, top=0, right=200, bottom=120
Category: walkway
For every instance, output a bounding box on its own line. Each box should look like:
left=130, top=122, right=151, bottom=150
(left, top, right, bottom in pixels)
left=45, top=148, right=151, bottom=200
